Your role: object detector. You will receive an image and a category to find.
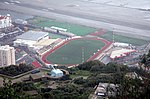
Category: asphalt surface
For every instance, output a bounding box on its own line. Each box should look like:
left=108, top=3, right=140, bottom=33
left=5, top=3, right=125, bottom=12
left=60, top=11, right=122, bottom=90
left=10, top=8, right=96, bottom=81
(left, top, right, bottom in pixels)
left=0, top=0, right=150, bottom=37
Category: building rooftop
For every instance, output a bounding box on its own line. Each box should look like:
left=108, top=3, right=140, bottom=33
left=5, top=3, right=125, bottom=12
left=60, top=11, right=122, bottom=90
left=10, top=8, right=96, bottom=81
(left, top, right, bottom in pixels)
left=95, top=83, right=118, bottom=97
left=0, top=14, right=10, bottom=20
left=33, top=38, right=58, bottom=46
left=51, top=69, right=63, bottom=74
left=0, top=45, right=14, bottom=50
left=51, top=69, right=64, bottom=77
left=17, top=30, right=48, bottom=41
left=0, top=16, right=5, bottom=20
left=110, top=48, right=136, bottom=59
left=114, top=42, right=130, bottom=47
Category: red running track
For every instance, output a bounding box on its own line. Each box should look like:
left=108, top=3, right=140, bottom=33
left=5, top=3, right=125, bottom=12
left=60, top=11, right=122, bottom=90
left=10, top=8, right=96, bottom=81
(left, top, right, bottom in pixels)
left=41, top=38, right=79, bottom=64
left=41, top=37, right=112, bottom=65
left=87, top=37, right=112, bottom=61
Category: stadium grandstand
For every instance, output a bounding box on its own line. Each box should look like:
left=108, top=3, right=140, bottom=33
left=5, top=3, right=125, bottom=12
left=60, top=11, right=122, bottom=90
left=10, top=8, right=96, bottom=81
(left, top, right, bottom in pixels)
left=14, top=30, right=61, bottom=53
left=15, top=30, right=48, bottom=42
left=44, top=27, right=75, bottom=37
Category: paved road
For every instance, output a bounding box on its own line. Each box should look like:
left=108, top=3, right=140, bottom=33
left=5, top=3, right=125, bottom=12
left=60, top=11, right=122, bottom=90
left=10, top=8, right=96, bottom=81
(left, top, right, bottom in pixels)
left=1, top=0, right=150, bottom=37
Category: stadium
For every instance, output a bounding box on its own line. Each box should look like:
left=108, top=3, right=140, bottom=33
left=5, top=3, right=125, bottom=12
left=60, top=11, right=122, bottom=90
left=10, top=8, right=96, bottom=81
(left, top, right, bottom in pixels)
left=14, top=17, right=150, bottom=66
left=41, top=36, right=112, bottom=65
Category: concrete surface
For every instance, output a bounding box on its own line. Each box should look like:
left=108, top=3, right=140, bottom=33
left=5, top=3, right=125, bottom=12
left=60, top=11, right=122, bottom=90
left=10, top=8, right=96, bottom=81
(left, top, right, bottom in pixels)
left=0, top=0, right=150, bottom=37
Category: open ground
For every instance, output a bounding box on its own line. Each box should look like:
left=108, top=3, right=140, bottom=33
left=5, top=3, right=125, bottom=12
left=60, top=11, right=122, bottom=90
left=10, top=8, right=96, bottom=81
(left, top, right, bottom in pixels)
left=90, top=30, right=149, bottom=46
left=1, top=0, right=150, bottom=37
left=28, top=17, right=97, bottom=36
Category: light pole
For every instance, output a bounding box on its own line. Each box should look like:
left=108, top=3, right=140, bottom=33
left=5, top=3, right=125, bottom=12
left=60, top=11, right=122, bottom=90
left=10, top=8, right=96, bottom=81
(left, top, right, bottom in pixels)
left=68, top=23, right=70, bottom=33
left=82, top=47, right=85, bottom=63
left=113, top=28, right=115, bottom=48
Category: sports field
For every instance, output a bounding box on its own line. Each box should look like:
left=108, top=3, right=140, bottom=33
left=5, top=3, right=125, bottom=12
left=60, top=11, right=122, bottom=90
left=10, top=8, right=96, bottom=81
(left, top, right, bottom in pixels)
left=28, top=17, right=97, bottom=36
left=46, top=39, right=105, bottom=65
left=99, top=31, right=149, bottom=46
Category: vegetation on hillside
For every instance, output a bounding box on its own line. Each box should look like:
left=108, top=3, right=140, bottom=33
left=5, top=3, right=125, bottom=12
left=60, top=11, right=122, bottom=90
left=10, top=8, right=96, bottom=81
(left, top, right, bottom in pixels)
left=0, top=64, right=34, bottom=77
left=141, top=50, right=150, bottom=69
left=0, top=78, right=31, bottom=99
left=0, top=59, right=149, bottom=98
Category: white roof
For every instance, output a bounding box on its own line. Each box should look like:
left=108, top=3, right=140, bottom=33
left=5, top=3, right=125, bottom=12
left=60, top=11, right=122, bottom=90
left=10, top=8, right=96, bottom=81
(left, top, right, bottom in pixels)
left=110, top=49, right=136, bottom=59
left=17, top=30, right=48, bottom=41
left=14, top=39, right=36, bottom=47
left=33, top=39, right=58, bottom=46
left=51, top=69, right=63, bottom=74
left=114, top=42, right=130, bottom=47
left=0, top=45, right=14, bottom=50
left=97, top=92, right=105, bottom=96
left=51, top=26, right=67, bottom=32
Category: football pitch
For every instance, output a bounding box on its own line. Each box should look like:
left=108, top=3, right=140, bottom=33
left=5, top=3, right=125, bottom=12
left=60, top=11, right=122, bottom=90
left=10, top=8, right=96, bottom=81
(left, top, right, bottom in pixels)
left=46, top=39, right=105, bottom=65
left=100, top=31, right=149, bottom=46
left=28, top=17, right=97, bottom=36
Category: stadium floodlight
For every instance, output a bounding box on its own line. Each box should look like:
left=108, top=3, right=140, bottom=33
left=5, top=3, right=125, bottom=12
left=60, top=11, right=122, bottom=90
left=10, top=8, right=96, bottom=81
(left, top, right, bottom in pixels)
left=82, top=47, right=85, bottom=63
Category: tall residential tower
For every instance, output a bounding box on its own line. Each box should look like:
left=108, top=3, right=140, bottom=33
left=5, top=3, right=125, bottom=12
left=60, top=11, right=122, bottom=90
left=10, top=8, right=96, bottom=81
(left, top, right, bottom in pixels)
left=0, top=45, right=15, bottom=67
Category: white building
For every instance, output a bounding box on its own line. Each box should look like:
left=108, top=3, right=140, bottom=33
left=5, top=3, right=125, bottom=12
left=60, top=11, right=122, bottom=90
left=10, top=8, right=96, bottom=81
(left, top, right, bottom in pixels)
left=0, top=14, right=12, bottom=29
left=14, top=30, right=49, bottom=50
left=110, top=48, right=136, bottom=59
left=50, top=69, right=63, bottom=77
left=44, top=27, right=75, bottom=37
left=114, top=42, right=131, bottom=47
left=14, top=19, right=27, bottom=25
left=0, top=45, right=15, bottom=67
left=95, top=83, right=118, bottom=98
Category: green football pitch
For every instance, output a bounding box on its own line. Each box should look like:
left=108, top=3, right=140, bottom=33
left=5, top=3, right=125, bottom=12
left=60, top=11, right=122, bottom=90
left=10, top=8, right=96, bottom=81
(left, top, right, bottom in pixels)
left=46, top=39, right=105, bottom=65
left=28, top=17, right=97, bottom=36
left=100, top=31, right=149, bottom=46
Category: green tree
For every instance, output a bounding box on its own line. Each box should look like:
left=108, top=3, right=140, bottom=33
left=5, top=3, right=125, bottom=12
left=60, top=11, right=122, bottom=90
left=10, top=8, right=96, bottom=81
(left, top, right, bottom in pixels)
left=0, top=78, right=31, bottom=99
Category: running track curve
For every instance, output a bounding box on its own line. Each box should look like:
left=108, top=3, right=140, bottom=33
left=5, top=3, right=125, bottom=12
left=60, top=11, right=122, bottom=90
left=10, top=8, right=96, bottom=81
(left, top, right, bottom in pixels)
left=41, top=37, right=112, bottom=65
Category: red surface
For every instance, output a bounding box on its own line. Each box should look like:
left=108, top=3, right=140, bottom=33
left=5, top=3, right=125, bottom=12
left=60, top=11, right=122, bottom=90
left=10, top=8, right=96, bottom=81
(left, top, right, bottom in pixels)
left=32, top=61, right=42, bottom=68
left=110, top=50, right=136, bottom=59
left=90, top=29, right=107, bottom=36
left=41, top=36, right=112, bottom=65
left=0, top=16, right=9, bottom=20
left=86, top=37, right=112, bottom=61
left=41, top=38, right=79, bottom=64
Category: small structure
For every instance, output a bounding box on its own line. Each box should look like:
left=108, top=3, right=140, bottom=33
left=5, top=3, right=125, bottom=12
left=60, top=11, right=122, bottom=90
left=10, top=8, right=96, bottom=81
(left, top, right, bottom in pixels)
left=44, top=27, right=75, bottom=37
left=110, top=48, right=136, bottom=60
left=125, top=72, right=143, bottom=80
left=47, top=64, right=64, bottom=77
left=14, top=19, right=28, bottom=25
left=94, top=83, right=118, bottom=98
left=0, top=14, right=12, bottom=29
left=51, top=26, right=67, bottom=32
left=50, top=69, right=63, bottom=77
left=24, top=68, right=68, bottom=82
left=114, top=42, right=131, bottom=48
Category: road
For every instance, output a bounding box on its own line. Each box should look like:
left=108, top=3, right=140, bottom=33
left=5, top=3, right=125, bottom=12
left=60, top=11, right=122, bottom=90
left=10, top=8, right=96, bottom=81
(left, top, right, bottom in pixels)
left=0, top=0, right=150, bottom=37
